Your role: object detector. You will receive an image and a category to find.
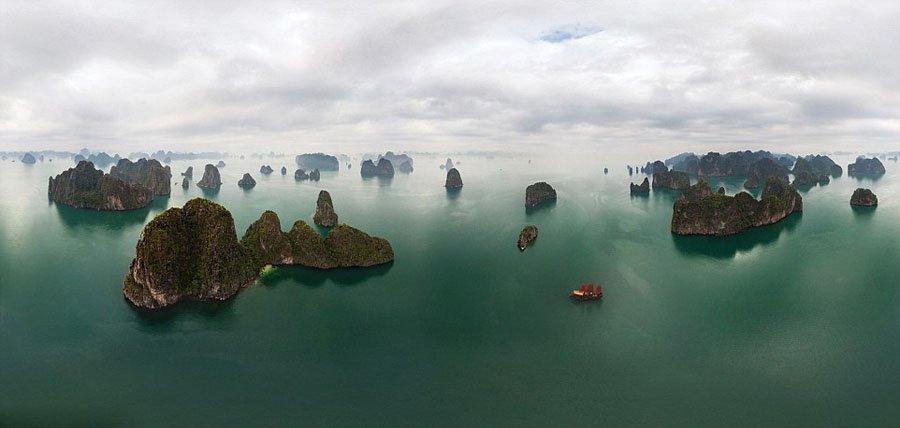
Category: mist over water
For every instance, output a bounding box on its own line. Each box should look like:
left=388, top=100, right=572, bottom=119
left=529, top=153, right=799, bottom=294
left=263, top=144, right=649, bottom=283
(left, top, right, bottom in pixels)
left=2, top=151, right=900, bottom=426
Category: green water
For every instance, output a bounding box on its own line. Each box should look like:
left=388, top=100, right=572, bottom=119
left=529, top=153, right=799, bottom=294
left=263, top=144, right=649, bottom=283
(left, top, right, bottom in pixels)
left=2, top=154, right=900, bottom=427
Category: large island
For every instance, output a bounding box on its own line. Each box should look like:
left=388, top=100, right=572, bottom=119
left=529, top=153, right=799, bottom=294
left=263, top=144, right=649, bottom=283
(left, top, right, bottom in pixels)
left=671, top=177, right=802, bottom=236
left=49, top=161, right=154, bottom=210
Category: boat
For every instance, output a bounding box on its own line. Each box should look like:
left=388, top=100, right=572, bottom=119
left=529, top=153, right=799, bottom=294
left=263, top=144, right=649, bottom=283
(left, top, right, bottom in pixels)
left=571, top=283, right=602, bottom=301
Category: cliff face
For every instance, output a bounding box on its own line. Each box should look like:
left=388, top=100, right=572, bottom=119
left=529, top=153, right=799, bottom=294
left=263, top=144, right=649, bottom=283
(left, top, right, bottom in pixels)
left=848, top=157, right=886, bottom=175
left=517, top=225, right=538, bottom=251
left=445, top=168, right=463, bottom=189
left=652, top=167, right=690, bottom=190
left=241, top=211, right=393, bottom=269
left=197, top=164, right=222, bottom=188
left=697, top=151, right=791, bottom=177
left=792, top=155, right=841, bottom=186
left=110, top=158, right=172, bottom=196
left=313, top=190, right=338, bottom=227
left=744, top=158, right=789, bottom=189
left=296, top=153, right=339, bottom=171
left=360, top=158, right=394, bottom=177
left=526, top=182, right=557, bottom=208
left=630, top=177, right=650, bottom=193
left=49, top=161, right=154, bottom=211
left=850, top=188, right=878, bottom=206
left=123, top=199, right=258, bottom=309
left=671, top=177, right=802, bottom=236
left=181, top=166, right=193, bottom=179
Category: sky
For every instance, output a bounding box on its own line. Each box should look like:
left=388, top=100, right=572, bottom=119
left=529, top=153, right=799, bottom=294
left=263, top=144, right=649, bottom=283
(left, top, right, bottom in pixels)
left=1, top=0, right=899, bottom=154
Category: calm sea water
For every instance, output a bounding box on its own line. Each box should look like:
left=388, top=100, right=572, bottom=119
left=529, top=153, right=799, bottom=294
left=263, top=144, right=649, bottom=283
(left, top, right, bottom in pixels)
left=1, top=153, right=899, bottom=427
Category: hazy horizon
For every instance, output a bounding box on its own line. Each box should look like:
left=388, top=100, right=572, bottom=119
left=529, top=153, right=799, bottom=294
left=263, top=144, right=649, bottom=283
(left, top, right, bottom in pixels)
left=2, top=0, right=899, bottom=154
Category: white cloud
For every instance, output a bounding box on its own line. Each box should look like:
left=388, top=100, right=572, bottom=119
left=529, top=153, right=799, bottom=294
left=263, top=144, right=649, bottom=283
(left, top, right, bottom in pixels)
left=0, top=0, right=898, bottom=153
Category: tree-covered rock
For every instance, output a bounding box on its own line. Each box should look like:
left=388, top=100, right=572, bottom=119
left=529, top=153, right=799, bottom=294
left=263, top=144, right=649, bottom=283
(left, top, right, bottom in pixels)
left=652, top=165, right=691, bottom=190
left=110, top=158, right=172, bottom=196
left=850, top=188, right=878, bottom=207
left=525, top=182, right=557, bottom=209
left=124, top=199, right=258, bottom=308
left=671, top=177, right=802, bottom=236
left=313, top=190, right=338, bottom=227
left=517, top=225, right=538, bottom=251
left=697, top=151, right=789, bottom=177
left=744, top=158, right=789, bottom=189
left=848, top=157, right=886, bottom=175
left=260, top=165, right=274, bottom=175
left=294, top=169, right=309, bottom=180
left=296, top=153, right=339, bottom=171
left=445, top=168, right=463, bottom=189
left=49, top=161, right=154, bottom=211
left=197, top=164, right=222, bottom=188
left=238, top=173, right=256, bottom=188
left=360, top=158, right=394, bottom=177
left=309, top=169, right=321, bottom=181
left=630, top=177, right=650, bottom=193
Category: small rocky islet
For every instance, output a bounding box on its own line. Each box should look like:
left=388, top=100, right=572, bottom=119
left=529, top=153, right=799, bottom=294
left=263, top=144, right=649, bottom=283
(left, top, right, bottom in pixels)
left=360, top=158, right=394, bottom=177
left=238, top=173, right=256, bottom=188
left=630, top=177, right=650, bottom=193
left=848, top=157, right=886, bottom=175
left=526, top=182, right=557, bottom=209
left=517, top=225, right=538, bottom=251
left=313, top=190, right=338, bottom=227
left=850, top=188, right=878, bottom=207
left=48, top=160, right=155, bottom=211
left=197, top=164, right=222, bottom=188
left=445, top=168, right=463, bottom=189
left=124, top=198, right=393, bottom=309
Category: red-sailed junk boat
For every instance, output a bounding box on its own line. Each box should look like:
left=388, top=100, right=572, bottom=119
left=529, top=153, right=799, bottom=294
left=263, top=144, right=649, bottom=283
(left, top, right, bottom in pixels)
left=571, top=283, right=602, bottom=301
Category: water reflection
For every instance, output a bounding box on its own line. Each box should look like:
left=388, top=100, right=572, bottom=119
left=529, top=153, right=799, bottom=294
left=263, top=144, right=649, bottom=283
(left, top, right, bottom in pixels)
left=200, top=186, right=221, bottom=197
left=851, top=205, right=877, bottom=220
left=671, top=213, right=802, bottom=259
left=445, top=187, right=462, bottom=200
left=260, top=263, right=394, bottom=287
left=128, top=296, right=239, bottom=331
left=525, top=199, right=557, bottom=215
left=53, top=197, right=168, bottom=230
left=850, top=174, right=884, bottom=183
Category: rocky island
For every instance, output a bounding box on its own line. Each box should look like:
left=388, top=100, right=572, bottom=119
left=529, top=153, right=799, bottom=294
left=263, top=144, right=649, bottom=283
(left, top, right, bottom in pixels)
left=848, top=157, right=886, bottom=175
left=850, top=188, right=878, bottom=207
left=260, top=165, right=274, bottom=175
left=517, top=225, right=538, bottom=251
left=671, top=177, right=802, bottom=236
left=110, top=158, right=173, bottom=196
left=295, top=169, right=309, bottom=180
left=123, top=199, right=258, bottom=309
left=21, top=153, right=36, bottom=164
left=296, top=153, right=339, bottom=171
left=743, top=158, right=789, bottom=189
left=445, top=168, right=463, bottom=189
left=181, top=166, right=193, bottom=179
left=281, top=166, right=287, bottom=175
left=49, top=161, right=154, bottom=210
left=124, top=199, right=394, bottom=309
left=652, top=164, right=690, bottom=190
left=309, top=169, right=321, bottom=181
left=197, top=164, right=223, bottom=188
left=526, top=182, right=557, bottom=209
left=630, top=177, right=650, bottom=193
left=238, top=173, right=256, bottom=188
left=216, top=160, right=226, bottom=168
left=791, top=155, right=841, bottom=186
left=360, top=158, right=394, bottom=177
left=313, top=190, right=338, bottom=227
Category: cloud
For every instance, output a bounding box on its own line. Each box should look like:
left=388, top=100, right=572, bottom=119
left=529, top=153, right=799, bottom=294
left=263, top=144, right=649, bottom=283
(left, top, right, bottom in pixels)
left=0, top=0, right=898, bottom=153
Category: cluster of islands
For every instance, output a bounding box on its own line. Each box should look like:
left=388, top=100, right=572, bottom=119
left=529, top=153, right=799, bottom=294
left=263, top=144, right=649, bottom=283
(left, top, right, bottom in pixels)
left=3, top=147, right=888, bottom=310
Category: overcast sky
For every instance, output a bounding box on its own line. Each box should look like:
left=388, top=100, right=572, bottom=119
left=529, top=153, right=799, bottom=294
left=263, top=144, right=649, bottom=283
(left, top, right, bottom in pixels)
left=1, top=0, right=899, bottom=154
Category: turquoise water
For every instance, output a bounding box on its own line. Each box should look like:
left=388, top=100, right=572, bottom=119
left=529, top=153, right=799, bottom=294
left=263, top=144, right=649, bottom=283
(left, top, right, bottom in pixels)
left=2, top=154, right=900, bottom=427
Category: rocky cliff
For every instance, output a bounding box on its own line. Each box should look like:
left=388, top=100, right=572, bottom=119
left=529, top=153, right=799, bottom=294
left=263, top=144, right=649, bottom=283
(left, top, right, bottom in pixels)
left=671, top=177, right=802, bottom=236
left=743, top=158, right=789, bottom=189
left=445, top=168, right=463, bottom=189
left=123, top=199, right=258, bottom=309
left=313, top=190, right=338, bottom=227
left=49, top=161, right=154, bottom=211
left=848, top=157, right=886, bottom=175
left=525, top=182, right=557, bottom=209
left=850, top=188, right=878, bottom=207
left=238, top=173, right=256, bottom=188
left=652, top=166, right=691, bottom=190
left=197, top=164, right=222, bottom=188
left=110, top=158, right=172, bottom=196
left=630, top=177, right=650, bottom=193
left=360, top=158, right=394, bottom=177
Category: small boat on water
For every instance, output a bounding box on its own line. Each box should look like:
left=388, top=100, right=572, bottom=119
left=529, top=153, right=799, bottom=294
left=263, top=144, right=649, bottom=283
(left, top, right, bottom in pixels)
left=571, top=283, right=602, bottom=301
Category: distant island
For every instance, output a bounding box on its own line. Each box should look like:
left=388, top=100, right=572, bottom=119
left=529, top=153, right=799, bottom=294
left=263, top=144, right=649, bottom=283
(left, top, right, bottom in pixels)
left=296, top=153, right=339, bottom=171
left=671, top=177, right=802, bottom=236
left=848, top=157, right=886, bottom=175
left=49, top=161, right=154, bottom=210
left=361, top=158, right=395, bottom=177
left=124, top=198, right=394, bottom=309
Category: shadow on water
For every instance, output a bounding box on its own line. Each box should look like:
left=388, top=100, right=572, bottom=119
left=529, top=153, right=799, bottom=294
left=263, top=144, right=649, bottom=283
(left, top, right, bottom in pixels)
left=53, top=196, right=169, bottom=230
left=671, top=213, right=802, bottom=259
left=200, top=186, right=221, bottom=197
left=851, top=205, right=877, bottom=220
left=127, top=296, right=239, bottom=331
left=526, top=199, right=557, bottom=215
left=849, top=173, right=884, bottom=183
left=446, top=187, right=462, bottom=200
left=259, top=262, right=394, bottom=287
